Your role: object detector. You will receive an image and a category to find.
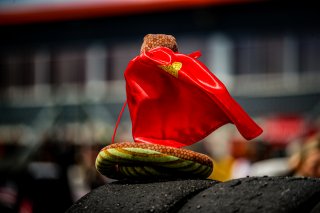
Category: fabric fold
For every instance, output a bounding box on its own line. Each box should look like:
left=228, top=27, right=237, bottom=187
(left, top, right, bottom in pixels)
left=124, top=47, right=262, bottom=148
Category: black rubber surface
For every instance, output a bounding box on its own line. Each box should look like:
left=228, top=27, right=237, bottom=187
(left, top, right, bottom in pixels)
left=178, top=176, right=320, bottom=213
left=66, top=177, right=320, bottom=213
left=66, top=179, right=218, bottom=213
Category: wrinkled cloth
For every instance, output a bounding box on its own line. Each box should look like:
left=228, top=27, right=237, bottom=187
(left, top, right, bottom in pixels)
left=124, top=47, right=262, bottom=147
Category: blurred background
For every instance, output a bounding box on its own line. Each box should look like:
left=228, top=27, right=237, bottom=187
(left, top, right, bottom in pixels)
left=0, top=0, right=320, bottom=212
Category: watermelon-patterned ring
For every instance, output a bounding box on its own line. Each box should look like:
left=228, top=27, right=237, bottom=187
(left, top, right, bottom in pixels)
left=95, top=142, right=213, bottom=180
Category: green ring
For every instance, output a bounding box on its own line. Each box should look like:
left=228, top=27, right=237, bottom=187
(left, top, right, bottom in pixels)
left=95, top=145, right=213, bottom=180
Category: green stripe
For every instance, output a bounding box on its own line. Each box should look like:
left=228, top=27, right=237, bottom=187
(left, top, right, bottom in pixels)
left=133, top=166, right=149, bottom=176
left=96, top=155, right=114, bottom=166
left=96, top=160, right=114, bottom=168
left=176, top=162, right=201, bottom=172
left=143, top=166, right=162, bottom=175
left=96, top=147, right=213, bottom=179
left=96, top=161, right=110, bottom=169
left=195, top=166, right=211, bottom=177
left=120, top=166, right=130, bottom=177
left=159, top=159, right=195, bottom=169
left=201, top=166, right=213, bottom=177
left=108, top=148, right=179, bottom=163
left=192, top=164, right=209, bottom=175
left=123, top=147, right=162, bottom=155
left=100, top=150, right=133, bottom=163
left=125, top=166, right=138, bottom=177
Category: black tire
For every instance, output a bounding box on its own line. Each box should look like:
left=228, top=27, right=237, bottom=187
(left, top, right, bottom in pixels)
left=66, top=176, right=320, bottom=213
left=66, top=179, right=218, bottom=213
left=178, top=176, right=320, bottom=213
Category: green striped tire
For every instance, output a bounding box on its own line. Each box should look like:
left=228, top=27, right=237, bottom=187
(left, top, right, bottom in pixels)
left=95, top=142, right=213, bottom=180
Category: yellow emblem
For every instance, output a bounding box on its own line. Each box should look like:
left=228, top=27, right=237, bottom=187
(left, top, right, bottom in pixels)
left=159, top=62, right=182, bottom=78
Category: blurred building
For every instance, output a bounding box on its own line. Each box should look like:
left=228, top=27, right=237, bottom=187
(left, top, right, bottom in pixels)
left=0, top=0, right=319, bottom=142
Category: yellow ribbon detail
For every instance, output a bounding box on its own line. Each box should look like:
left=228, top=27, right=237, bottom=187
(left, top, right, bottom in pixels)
left=159, top=62, right=182, bottom=78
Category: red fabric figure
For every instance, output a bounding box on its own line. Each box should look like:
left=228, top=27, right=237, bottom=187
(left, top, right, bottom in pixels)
left=124, top=47, right=262, bottom=148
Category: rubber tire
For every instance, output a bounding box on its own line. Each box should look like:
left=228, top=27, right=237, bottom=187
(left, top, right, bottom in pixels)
left=66, top=179, right=218, bottom=213
left=66, top=176, right=320, bottom=213
left=178, top=176, right=320, bottom=213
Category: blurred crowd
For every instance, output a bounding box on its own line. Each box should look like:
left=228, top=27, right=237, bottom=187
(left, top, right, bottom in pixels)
left=0, top=125, right=111, bottom=213
left=207, top=121, right=320, bottom=181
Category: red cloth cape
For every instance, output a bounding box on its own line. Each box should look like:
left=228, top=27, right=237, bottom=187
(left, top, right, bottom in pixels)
left=124, top=47, right=262, bottom=147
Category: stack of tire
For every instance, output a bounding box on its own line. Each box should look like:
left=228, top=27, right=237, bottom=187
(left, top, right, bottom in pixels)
left=66, top=176, right=320, bottom=213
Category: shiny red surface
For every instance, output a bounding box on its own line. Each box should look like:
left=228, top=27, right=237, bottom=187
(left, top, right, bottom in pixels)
left=125, top=47, right=262, bottom=147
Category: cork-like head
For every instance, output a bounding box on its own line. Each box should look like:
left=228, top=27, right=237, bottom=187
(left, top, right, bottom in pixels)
left=140, top=34, right=178, bottom=54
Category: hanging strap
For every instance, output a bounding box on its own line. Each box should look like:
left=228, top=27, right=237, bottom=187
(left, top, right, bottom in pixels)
left=111, top=100, right=128, bottom=144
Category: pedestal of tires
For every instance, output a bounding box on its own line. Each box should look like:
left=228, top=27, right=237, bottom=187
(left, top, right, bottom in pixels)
left=66, top=176, right=320, bottom=213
